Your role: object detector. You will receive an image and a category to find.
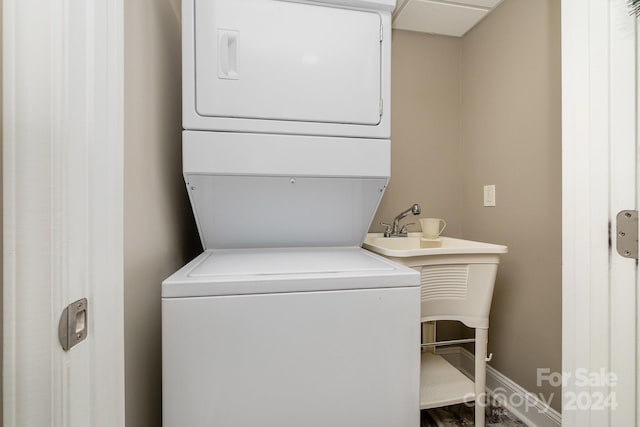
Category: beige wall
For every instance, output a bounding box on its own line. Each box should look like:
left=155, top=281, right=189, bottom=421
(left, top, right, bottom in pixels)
left=374, top=29, right=465, bottom=341
left=372, top=30, right=463, bottom=239
left=124, top=1, right=199, bottom=426
left=460, top=0, right=562, bottom=411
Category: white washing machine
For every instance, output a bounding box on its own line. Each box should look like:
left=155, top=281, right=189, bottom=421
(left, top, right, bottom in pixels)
left=162, top=247, right=419, bottom=426
left=162, top=132, right=421, bottom=425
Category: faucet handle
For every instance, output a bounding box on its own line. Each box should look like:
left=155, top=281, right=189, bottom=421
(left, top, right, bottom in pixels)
left=381, top=222, right=393, bottom=237
left=400, top=222, right=415, bottom=234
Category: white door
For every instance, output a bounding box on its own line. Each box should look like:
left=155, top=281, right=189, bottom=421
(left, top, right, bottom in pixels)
left=192, top=0, right=383, bottom=125
left=608, top=2, right=638, bottom=425
left=562, top=0, right=638, bottom=425
left=3, top=0, right=124, bottom=426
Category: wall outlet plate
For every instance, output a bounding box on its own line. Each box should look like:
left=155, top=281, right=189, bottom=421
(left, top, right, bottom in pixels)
left=483, top=185, right=496, bottom=207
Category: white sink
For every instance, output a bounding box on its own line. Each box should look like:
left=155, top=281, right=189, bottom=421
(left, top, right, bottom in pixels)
left=362, top=231, right=508, bottom=327
left=362, top=233, right=507, bottom=258
left=363, top=232, right=508, bottom=414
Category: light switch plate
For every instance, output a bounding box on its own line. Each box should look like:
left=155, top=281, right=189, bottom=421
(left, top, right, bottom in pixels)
left=484, top=185, right=496, bottom=207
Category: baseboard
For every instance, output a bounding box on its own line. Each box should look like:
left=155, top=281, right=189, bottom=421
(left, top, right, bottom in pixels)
left=435, top=347, right=562, bottom=427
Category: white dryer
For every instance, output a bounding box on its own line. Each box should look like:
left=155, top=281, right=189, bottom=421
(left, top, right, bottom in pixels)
left=182, top=0, right=394, bottom=138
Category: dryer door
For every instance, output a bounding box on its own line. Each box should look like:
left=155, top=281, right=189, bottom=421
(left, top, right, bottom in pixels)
left=193, top=0, right=383, bottom=126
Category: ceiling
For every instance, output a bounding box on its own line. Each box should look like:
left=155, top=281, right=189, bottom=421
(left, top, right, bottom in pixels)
left=393, top=0, right=505, bottom=37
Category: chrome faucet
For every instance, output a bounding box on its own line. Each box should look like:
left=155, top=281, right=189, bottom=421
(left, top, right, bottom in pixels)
left=381, top=203, right=421, bottom=237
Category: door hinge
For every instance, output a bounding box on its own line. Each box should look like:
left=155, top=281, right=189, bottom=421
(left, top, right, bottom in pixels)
left=616, top=210, right=638, bottom=259
left=58, top=298, right=88, bottom=351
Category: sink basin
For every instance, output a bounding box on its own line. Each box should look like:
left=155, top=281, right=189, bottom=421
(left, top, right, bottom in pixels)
left=369, top=236, right=422, bottom=250
left=363, top=233, right=507, bottom=258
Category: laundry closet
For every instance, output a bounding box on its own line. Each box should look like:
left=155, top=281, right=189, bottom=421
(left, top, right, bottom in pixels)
left=161, top=0, right=423, bottom=425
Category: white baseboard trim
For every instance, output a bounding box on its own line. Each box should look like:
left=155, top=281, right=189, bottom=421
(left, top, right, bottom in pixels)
left=435, top=347, right=561, bottom=427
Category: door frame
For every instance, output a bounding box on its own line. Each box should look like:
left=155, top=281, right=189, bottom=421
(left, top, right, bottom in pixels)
left=3, top=0, right=124, bottom=425
left=562, top=0, right=637, bottom=425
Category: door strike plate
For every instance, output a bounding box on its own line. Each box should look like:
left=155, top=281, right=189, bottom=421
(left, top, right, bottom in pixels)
left=616, top=210, right=638, bottom=259
left=58, top=298, right=88, bottom=351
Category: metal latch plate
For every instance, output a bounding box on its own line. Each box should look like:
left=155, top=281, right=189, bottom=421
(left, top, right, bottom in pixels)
left=616, top=210, right=638, bottom=259
left=58, top=298, right=88, bottom=351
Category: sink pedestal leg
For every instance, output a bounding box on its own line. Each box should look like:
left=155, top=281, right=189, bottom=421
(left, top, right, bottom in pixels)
left=475, top=328, right=488, bottom=427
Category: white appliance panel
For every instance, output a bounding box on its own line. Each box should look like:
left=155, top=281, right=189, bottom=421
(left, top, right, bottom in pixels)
left=183, top=131, right=390, bottom=249
left=195, top=0, right=382, bottom=124
left=186, top=174, right=387, bottom=249
left=162, top=248, right=420, bottom=297
left=162, top=287, right=420, bottom=427
left=183, top=130, right=390, bottom=178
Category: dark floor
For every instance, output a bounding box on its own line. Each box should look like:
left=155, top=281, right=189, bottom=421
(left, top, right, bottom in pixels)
left=421, top=402, right=529, bottom=427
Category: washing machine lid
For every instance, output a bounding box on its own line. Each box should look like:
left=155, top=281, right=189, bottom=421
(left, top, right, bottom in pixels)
left=162, top=247, right=419, bottom=297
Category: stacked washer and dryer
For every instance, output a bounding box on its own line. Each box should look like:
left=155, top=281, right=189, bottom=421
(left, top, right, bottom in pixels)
left=162, top=0, right=421, bottom=425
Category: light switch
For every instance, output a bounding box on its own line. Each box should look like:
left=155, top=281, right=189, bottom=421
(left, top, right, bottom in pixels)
left=483, top=185, right=496, bottom=207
